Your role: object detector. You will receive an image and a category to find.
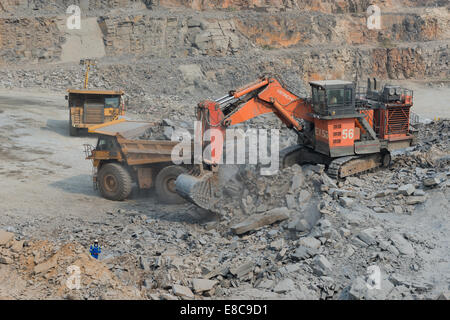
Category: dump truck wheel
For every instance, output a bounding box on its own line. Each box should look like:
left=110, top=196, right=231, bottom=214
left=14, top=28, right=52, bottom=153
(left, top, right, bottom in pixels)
left=98, top=163, right=132, bottom=201
left=155, top=166, right=187, bottom=204
left=69, top=112, right=78, bottom=136
left=69, top=125, right=78, bottom=136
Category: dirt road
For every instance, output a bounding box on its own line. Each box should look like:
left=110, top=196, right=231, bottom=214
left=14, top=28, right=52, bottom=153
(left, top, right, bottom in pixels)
left=0, top=89, right=199, bottom=232
left=0, top=88, right=110, bottom=218
left=403, top=81, right=450, bottom=120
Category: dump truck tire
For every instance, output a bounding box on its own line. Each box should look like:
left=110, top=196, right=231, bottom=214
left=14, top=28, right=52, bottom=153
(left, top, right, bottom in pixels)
left=155, top=166, right=187, bottom=204
left=98, top=163, right=132, bottom=201
left=69, top=125, right=78, bottom=136
left=69, top=111, right=78, bottom=136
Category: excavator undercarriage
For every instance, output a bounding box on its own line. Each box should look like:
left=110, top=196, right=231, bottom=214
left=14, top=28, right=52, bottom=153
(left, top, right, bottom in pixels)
left=279, top=145, right=389, bottom=179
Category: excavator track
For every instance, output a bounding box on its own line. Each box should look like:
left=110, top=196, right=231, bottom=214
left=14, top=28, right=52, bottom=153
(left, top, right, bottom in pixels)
left=327, top=154, right=382, bottom=179
left=279, top=145, right=383, bottom=179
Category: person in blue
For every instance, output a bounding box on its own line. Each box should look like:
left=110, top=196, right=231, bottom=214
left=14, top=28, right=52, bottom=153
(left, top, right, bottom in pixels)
left=90, top=239, right=101, bottom=259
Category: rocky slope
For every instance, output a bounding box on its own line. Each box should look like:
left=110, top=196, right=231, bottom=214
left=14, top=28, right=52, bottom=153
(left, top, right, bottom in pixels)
left=0, top=1, right=448, bottom=115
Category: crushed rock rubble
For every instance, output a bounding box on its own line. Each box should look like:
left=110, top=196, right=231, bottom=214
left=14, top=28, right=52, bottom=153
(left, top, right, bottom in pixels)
left=0, top=117, right=448, bottom=299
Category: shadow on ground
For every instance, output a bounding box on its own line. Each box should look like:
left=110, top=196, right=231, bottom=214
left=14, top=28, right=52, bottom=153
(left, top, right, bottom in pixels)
left=49, top=174, right=99, bottom=197
left=49, top=174, right=219, bottom=224
left=42, top=119, right=101, bottom=138
left=41, top=119, right=70, bottom=137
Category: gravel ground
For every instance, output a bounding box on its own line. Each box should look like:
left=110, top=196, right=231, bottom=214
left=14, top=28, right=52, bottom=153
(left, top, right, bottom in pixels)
left=0, top=88, right=448, bottom=300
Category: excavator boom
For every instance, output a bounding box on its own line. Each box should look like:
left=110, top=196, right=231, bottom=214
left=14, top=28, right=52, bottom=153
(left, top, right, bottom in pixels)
left=195, top=76, right=313, bottom=165
left=176, top=76, right=314, bottom=208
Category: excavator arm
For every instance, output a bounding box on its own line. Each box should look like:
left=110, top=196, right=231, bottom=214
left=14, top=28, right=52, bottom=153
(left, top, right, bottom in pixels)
left=176, top=76, right=313, bottom=209
left=196, top=76, right=313, bottom=165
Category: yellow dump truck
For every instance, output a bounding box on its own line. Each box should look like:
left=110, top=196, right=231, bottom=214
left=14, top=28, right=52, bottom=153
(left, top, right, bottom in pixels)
left=66, top=59, right=127, bottom=136
left=85, top=119, right=191, bottom=203
left=66, top=89, right=126, bottom=136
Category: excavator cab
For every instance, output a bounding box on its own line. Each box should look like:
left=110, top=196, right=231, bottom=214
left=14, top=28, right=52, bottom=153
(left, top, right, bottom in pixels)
left=310, top=80, right=356, bottom=117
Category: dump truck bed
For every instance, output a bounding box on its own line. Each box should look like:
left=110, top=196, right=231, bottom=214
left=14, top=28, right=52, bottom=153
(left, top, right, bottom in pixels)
left=88, top=119, right=154, bottom=139
left=88, top=119, right=190, bottom=165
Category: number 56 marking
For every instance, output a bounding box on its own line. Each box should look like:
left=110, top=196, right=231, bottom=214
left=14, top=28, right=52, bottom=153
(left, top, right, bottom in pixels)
left=342, top=129, right=354, bottom=139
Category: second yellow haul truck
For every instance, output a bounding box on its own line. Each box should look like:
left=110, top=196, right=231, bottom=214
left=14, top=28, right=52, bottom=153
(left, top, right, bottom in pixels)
left=66, top=59, right=126, bottom=136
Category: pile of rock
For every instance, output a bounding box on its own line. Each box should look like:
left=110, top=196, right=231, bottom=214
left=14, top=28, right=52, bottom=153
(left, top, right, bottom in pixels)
left=1, top=121, right=448, bottom=301
left=207, top=163, right=322, bottom=233
left=0, top=229, right=142, bottom=300
left=138, top=119, right=194, bottom=141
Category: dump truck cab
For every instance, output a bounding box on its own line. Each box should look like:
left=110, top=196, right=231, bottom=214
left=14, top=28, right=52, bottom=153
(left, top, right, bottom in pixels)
left=66, top=89, right=125, bottom=136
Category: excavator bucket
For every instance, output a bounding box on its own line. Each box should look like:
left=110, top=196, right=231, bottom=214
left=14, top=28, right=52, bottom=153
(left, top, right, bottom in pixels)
left=175, top=171, right=220, bottom=211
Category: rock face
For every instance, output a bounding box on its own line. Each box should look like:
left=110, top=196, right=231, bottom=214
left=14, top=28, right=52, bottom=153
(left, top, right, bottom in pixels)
left=98, top=15, right=239, bottom=58
left=0, top=17, right=64, bottom=64
left=0, top=0, right=448, bottom=121
left=0, top=1, right=448, bottom=87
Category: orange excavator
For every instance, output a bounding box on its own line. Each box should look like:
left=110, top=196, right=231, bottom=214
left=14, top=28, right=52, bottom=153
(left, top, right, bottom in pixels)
left=175, top=75, right=414, bottom=210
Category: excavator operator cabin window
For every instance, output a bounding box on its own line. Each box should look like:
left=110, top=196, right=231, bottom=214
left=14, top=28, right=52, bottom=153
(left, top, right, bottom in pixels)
left=312, top=86, right=326, bottom=114
left=312, top=87, right=318, bottom=104
left=344, top=88, right=352, bottom=104
left=318, top=88, right=325, bottom=103
left=327, top=89, right=344, bottom=105
left=317, top=87, right=326, bottom=113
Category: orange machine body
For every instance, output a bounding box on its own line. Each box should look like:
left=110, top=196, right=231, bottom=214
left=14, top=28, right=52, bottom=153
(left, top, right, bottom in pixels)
left=375, top=106, right=411, bottom=140
left=195, top=76, right=413, bottom=165
left=314, top=118, right=356, bottom=157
